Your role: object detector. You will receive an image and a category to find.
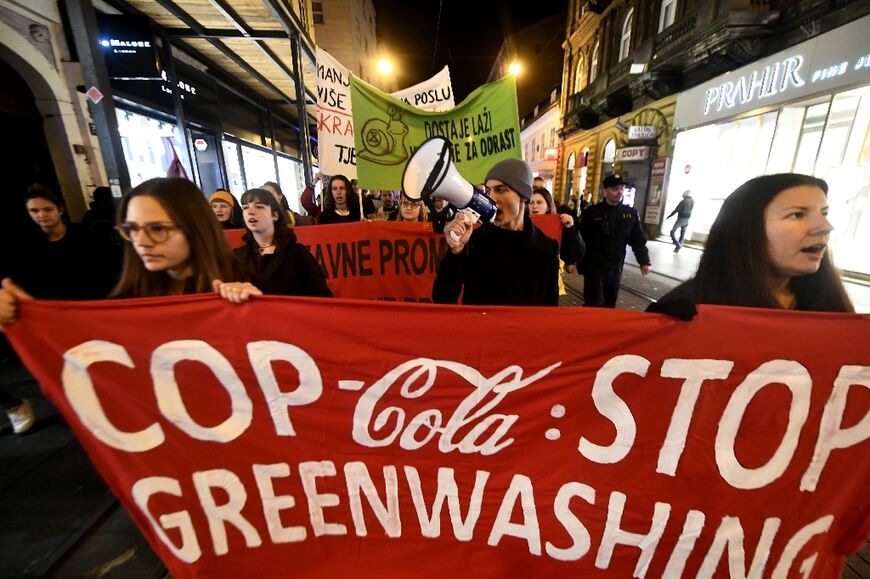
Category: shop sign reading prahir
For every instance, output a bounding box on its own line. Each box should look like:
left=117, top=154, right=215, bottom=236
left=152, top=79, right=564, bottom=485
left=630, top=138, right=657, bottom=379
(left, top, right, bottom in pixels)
left=674, top=14, right=870, bottom=129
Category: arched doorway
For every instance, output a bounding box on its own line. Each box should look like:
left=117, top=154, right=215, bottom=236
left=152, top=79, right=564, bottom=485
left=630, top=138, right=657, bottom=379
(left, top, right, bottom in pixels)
left=0, top=57, right=58, bottom=267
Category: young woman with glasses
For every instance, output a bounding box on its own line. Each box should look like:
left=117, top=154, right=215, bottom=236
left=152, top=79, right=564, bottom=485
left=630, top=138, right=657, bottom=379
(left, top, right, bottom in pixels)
left=0, top=178, right=260, bottom=434
left=388, top=195, right=428, bottom=222
left=1, top=178, right=262, bottom=323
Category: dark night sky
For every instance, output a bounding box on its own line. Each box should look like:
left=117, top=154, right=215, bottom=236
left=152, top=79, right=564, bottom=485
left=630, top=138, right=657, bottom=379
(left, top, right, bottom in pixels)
left=372, top=0, right=569, bottom=104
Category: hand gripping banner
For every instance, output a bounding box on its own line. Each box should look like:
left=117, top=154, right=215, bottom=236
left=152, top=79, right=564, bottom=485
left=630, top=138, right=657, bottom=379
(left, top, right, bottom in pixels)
left=6, top=299, right=870, bottom=578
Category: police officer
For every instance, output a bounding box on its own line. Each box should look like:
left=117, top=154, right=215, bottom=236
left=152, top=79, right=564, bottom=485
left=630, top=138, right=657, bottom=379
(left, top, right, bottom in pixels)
left=579, top=174, right=651, bottom=307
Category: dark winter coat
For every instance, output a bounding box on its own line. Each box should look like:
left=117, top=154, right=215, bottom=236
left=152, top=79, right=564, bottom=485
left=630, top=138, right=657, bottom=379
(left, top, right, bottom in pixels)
left=432, top=219, right=560, bottom=306
left=234, top=237, right=332, bottom=297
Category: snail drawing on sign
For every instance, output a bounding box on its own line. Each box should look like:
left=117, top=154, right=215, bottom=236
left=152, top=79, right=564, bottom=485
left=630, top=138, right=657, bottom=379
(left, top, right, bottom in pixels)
left=357, top=105, right=410, bottom=165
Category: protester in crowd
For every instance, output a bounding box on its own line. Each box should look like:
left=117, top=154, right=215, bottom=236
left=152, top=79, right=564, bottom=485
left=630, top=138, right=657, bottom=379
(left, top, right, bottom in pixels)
left=17, top=184, right=117, bottom=300
left=667, top=189, right=695, bottom=252
left=107, top=178, right=260, bottom=300
left=262, top=181, right=315, bottom=226
left=300, top=172, right=323, bottom=221
left=81, top=185, right=115, bottom=233
left=82, top=185, right=123, bottom=268
left=351, top=179, right=376, bottom=217
left=533, top=176, right=546, bottom=190
left=388, top=195, right=428, bottom=222
left=318, top=175, right=362, bottom=224
left=428, top=197, right=456, bottom=234
left=529, top=187, right=585, bottom=276
left=648, top=174, right=853, bottom=318
left=210, top=189, right=243, bottom=229
left=580, top=193, right=592, bottom=213
left=0, top=178, right=261, bottom=432
left=432, top=158, right=559, bottom=306
left=0, top=183, right=118, bottom=434
left=234, top=188, right=332, bottom=297
left=371, top=190, right=398, bottom=221
left=579, top=174, right=651, bottom=308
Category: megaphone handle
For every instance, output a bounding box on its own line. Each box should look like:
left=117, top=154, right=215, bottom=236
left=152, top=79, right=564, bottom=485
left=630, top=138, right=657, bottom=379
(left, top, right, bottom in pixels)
left=448, top=208, right=481, bottom=242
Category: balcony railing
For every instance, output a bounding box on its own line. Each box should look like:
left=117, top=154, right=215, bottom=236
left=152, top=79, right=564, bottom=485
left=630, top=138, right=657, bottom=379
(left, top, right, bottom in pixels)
left=654, top=10, right=699, bottom=57
left=608, top=58, right=632, bottom=84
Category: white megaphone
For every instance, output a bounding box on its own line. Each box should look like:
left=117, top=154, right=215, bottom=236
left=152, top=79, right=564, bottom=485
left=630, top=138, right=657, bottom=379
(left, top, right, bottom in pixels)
left=402, top=137, right=496, bottom=238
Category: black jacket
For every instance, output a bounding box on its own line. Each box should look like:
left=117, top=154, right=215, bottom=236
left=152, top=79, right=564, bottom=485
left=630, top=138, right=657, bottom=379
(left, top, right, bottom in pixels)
left=234, top=241, right=332, bottom=297
left=560, top=223, right=585, bottom=267
left=432, top=219, right=560, bottom=306
left=579, top=201, right=650, bottom=270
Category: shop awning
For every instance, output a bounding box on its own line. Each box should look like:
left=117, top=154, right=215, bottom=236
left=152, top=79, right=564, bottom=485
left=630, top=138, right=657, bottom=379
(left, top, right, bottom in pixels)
left=101, top=0, right=318, bottom=123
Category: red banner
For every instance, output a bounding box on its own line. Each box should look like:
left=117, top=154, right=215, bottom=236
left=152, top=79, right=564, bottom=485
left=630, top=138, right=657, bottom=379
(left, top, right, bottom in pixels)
left=224, top=215, right=564, bottom=301
left=6, top=298, right=870, bottom=578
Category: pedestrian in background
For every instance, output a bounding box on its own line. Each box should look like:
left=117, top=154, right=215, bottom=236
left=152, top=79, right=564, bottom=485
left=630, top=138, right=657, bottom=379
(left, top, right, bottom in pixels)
left=667, top=189, right=694, bottom=252
left=579, top=174, right=650, bottom=308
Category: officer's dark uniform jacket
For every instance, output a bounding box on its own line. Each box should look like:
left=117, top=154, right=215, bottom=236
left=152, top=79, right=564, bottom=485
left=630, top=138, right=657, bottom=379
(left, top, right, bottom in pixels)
left=579, top=201, right=651, bottom=270
left=432, top=219, right=559, bottom=306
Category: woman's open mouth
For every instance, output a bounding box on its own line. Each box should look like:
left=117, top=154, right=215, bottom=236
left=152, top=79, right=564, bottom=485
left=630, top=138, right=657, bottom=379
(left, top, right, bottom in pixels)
left=800, top=244, right=826, bottom=255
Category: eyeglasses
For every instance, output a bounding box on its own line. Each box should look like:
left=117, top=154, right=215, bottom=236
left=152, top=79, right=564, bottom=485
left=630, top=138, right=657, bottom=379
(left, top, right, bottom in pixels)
left=401, top=200, right=422, bottom=208
left=115, top=222, right=180, bottom=243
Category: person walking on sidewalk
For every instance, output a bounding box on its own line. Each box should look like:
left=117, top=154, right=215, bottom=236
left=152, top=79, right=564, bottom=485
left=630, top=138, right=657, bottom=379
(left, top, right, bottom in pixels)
left=579, top=174, right=651, bottom=308
left=667, top=190, right=694, bottom=252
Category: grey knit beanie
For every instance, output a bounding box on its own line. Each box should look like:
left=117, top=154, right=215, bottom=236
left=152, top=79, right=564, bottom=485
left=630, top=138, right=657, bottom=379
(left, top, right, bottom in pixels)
left=485, top=158, right=533, bottom=201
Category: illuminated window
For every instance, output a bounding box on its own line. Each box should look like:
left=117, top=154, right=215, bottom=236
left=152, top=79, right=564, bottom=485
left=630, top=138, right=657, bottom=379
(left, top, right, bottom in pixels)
left=574, top=54, right=585, bottom=93
left=658, top=0, right=676, bottom=32
left=590, top=41, right=599, bottom=83
left=565, top=152, right=576, bottom=198
left=619, top=9, right=634, bottom=62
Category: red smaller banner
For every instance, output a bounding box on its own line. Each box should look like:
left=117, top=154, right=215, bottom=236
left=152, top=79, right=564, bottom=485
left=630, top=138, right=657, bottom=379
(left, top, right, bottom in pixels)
left=224, top=215, right=564, bottom=301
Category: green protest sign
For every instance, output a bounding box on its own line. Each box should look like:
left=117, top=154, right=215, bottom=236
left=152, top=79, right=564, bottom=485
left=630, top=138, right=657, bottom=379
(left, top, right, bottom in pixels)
left=350, top=75, right=521, bottom=189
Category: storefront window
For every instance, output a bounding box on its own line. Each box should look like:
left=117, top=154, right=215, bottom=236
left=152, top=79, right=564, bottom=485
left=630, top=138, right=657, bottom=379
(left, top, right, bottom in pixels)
left=819, top=86, right=870, bottom=275
left=240, top=144, right=277, bottom=190
left=565, top=152, right=576, bottom=199
left=578, top=148, right=589, bottom=199
left=792, top=102, right=830, bottom=173
left=221, top=139, right=245, bottom=196
left=277, top=155, right=304, bottom=213
left=668, top=84, right=870, bottom=273
left=116, top=109, right=190, bottom=187
left=664, top=112, right=776, bottom=242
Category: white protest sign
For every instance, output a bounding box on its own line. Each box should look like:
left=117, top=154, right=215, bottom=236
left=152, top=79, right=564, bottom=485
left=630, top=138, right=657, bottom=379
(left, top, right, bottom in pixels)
left=316, top=47, right=454, bottom=178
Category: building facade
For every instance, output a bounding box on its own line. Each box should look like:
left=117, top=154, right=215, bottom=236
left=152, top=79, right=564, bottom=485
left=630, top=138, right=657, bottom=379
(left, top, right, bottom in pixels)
left=665, top=13, right=870, bottom=276
left=0, top=0, right=318, bottom=220
left=555, top=0, right=870, bottom=236
left=314, top=0, right=394, bottom=91
left=520, top=91, right=562, bottom=192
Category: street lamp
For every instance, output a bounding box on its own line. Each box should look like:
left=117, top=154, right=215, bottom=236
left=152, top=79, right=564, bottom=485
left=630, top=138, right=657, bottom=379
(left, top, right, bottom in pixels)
left=377, top=57, right=393, bottom=76
left=508, top=61, right=522, bottom=76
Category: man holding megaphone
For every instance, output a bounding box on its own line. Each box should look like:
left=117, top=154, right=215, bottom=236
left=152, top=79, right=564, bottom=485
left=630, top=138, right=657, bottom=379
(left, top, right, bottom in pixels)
left=402, top=138, right=559, bottom=306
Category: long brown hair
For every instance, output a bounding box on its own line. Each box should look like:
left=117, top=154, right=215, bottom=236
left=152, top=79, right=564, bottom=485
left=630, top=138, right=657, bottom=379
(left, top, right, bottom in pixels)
left=112, top=178, right=239, bottom=297
left=693, top=173, right=853, bottom=312
left=323, top=174, right=361, bottom=218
